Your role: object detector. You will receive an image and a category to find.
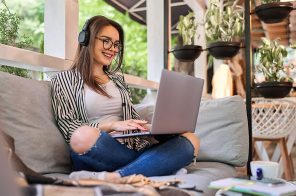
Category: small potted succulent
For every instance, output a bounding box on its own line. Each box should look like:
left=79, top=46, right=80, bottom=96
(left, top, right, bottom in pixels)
left=255, top=38, right=294, bottom=98
left=171, top=12, right=202, bottom=62
left=204, top=0, right=244, bottom=59
left=255, top=0, right=293, bottom=24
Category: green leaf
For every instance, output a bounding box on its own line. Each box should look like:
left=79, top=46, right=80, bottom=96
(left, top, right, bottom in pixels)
left=204, top=0, right=244, bottom=43
left=177, top=12, right=198, bottom=45
left=257, top=38, right=291, bottom=82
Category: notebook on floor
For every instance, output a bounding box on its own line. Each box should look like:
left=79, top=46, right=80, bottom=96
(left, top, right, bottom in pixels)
left=112, top=69, right=204, bottom=138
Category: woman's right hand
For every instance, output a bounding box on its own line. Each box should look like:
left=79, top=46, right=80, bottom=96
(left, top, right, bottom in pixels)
left=99, top=119, right=148, bottom=132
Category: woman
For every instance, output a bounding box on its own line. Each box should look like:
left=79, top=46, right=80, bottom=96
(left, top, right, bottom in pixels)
left=51, top=15, right=200, bottom=181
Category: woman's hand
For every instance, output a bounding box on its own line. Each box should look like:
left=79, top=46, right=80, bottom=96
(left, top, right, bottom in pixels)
left=142, top=123, right=151, bottom=131
left=110, top=119, right=148, bottom=132
left=99, top=119, right=148, bottom=132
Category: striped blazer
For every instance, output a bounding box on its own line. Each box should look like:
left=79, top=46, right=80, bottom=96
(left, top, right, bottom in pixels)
left=51, top=69, right=150, bottom=151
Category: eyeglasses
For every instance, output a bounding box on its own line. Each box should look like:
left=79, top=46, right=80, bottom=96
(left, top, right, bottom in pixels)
left=96, top=37, right=122, bottom=52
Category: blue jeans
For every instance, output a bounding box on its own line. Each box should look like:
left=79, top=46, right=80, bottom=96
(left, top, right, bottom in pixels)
left=70, top=132, right=194, bottom=177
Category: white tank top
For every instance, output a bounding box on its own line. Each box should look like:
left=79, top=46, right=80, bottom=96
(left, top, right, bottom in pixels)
left=84, top=80, right=123, bottom=124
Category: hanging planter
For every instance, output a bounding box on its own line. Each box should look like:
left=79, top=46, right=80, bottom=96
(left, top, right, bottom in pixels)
left=204, top=0, right=244, bottom=59
left=255, top=81, right=292, bottom=98
left=207, top=41, right=240, bottom=59
left=171, top=45, right=203, bottom=62
left=171, top=12, right=203, bottom=62
left=255, top=38, right=294, bottom=98
left=255, top=2, right=293, bottom=24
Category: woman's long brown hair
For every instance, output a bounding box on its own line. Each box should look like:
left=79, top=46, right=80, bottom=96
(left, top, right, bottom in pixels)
left=72, top=15, right=124, bottom=97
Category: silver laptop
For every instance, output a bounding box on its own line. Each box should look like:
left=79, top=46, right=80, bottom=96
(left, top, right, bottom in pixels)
left=112, top=69, right=204, bottom=138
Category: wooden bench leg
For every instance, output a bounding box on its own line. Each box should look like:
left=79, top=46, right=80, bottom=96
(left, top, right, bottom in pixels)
left=289, top=153, right=295, bottom=177
left=279, top=138, right=293, bottom=180
left=252, top=139, right=259, bottom=160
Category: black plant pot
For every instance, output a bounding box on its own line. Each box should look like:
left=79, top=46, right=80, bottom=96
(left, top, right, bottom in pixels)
left=255, top=2, right=293, bottom=24
left=171, top=45, right=203, bottom=62
left=207, top=41, right=240, bottom=59
left=255, top=81, right=293, bottom=98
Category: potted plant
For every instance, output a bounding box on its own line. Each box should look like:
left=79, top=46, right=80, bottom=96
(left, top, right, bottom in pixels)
left=255, top=0, right=293, bottom=24
left=171, top=12, right=202, bottom=62
left=255, top=38, right=294, bottom=98
left=204, top=0, right=244, bottom=59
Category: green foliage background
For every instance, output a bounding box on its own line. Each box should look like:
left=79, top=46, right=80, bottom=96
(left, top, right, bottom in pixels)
left=3, top=0, right=44, bottom=51
left=0, top=0, right=43, bottom=78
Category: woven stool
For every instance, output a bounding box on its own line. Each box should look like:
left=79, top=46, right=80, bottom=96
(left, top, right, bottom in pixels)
left=252, top=98, right=296, bottom=180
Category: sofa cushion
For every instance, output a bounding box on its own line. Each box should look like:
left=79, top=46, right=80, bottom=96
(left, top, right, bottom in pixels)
left=0, top=131, right=40, bottom=176
left=0, top=140, right=22, bottom=196
left=135, top=95, right=249, bottom=167
left=0, top=72, right=71, bottom=174
left=47, top=162, right=235, bottom=196
left=196, top=96, right=248, bottom=166
left=151, top=162, right=236, bottom=196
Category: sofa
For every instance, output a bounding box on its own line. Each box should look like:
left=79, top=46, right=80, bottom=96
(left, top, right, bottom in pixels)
left=0, top=71, right=249, bottom=196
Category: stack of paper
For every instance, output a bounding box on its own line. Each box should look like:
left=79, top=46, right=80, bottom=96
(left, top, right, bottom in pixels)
left=209, top=178, right=296, bottom=196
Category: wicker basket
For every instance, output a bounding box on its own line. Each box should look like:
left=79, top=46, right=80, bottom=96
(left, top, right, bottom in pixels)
left=252, top=98, right=296, bottom=139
